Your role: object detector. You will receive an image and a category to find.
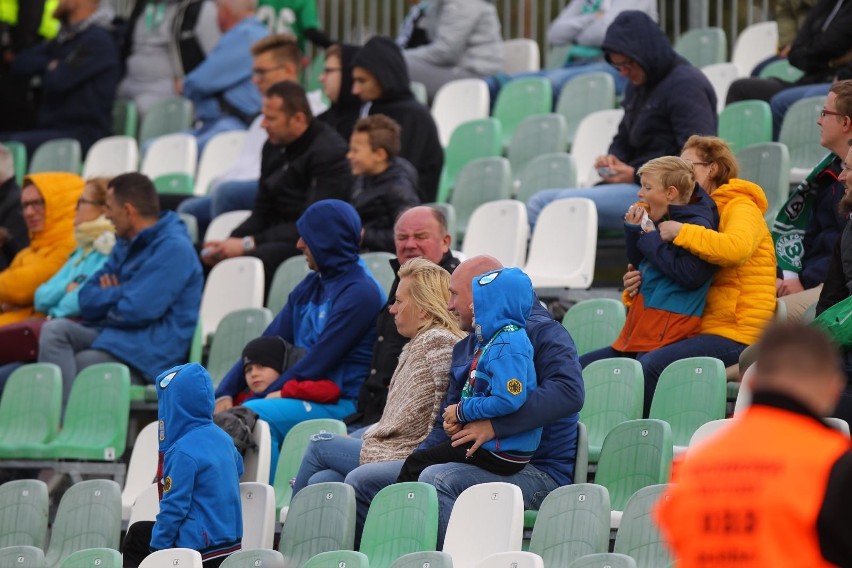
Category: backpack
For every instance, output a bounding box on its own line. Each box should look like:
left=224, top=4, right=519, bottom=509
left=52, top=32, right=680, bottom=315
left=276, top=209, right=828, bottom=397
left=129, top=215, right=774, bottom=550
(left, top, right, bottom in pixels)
left=214, top=406, right=259, bottom=456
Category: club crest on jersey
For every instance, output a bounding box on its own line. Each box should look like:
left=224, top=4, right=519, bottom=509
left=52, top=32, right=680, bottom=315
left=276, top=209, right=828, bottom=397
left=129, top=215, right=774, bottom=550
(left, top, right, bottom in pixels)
left=507, top=378, right=523, bottom=395
left=163, top=476, right=172, bottom=492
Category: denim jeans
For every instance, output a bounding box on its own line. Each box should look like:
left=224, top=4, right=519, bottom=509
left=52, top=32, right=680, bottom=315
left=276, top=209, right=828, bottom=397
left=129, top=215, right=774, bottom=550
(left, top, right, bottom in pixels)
left=770, top=83, right=830, bottom=140
left=292, top=434, right=363, bottom=494
left=178, top=180, right=258, bottom=239
left=526, top=184, right=639, bottom=231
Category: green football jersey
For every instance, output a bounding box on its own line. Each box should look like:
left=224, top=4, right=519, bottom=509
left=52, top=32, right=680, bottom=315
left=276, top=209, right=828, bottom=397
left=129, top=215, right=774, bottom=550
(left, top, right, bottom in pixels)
left=256, top=0, right=319, bottom=51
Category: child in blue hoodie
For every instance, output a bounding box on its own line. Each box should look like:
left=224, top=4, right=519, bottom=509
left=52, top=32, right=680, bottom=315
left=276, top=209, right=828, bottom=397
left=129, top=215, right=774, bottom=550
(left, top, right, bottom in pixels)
left=396, top=267, right=540, bottom=481
left=123, top=363, right=244, bottom=568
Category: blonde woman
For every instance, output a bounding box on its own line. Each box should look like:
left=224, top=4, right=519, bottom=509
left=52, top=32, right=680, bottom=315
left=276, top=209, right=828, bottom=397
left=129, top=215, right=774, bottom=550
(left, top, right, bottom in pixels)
left=291, top=257, right=465, bottom=493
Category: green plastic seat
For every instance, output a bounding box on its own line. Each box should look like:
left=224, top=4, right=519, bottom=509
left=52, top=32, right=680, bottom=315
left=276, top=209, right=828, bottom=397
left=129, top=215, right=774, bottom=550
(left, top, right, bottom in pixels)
left=580, top=358, right=644, bottom=463
left=178, top=212, right=199, bottom=244
left=278, top=482, right=357, bottom=568
left=303, top=550, right=369, bottom=568
left=779, top=95, right=826, bottom=171
left=595, top=419, right=673, bottom=512
left=561, top=298, right=626, bottom=356
left=0, top=363, right=62, bottom=458
left=207, top=307, right=273, bottom=386
left=545, top=44, right=571, bottom=69
left=0, top=479, right=49, bottom=549
left=426, top=202, right=456, bottom=245
left=759, top=58, right=805, bottom=82
left=649, top=357, right=727, bottom=449
left=220, top=548, right=285, bottom=568
left=138, top=96, right=194, bottom=145
left=274, top=420, right=348, bottom=521
left=1, top=141, right=27, bottom=185
left=59, top=547, right=121, bottom=568
left=153, top=172, right=195, bottom=195
left=493, top=78, right=553, bottom=148
left=189, top=319, right=203, bottom=364
left=112, top=97, right=138, bottom=138
left=304, top=52, right=325, bottom=93
left=360, top=482, right=438, bottom=568
left=0, top=545, right=45, bottom=568
left=568, top=553, right=637, bottom=568
left=514, top=152, right=577, bottom=203
left=437, top=118, right=502, bottom=204
left=44, top=479, right=122, bottom=568
left=736, top=142, right=791, bottom=223
left=449, top=156, right=512, bottom=243
left=507, top=113, right=568, bottom=179
left=528, top=483, right=611, bottom=566
left=410, top=82, right=428, bottom=105
left=673, top=27, right=727, bottom=68
left=555, top=72, right=616, bottom=149
left=613, top=485, right=672, bottom=568
left=361, top=252, right=397, bottom=297
left=29, top=138, right=81, bottom=174
left=389, top=551, right=454, bottom=568
left=718, top=100, right=773, bottom=153
left=267, top=255, right=312, bottom=314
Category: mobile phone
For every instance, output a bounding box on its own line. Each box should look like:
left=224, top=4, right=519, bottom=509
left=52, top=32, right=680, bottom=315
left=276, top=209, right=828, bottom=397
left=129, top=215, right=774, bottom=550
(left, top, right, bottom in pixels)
left=597, top=166, right=615, bottom=177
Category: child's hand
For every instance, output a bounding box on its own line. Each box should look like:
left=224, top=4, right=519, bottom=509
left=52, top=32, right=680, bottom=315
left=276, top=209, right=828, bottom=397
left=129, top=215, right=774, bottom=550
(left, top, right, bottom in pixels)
left=443, top=404, right=459, bottom=424
left=265, top=391, right=282, bottom=399
left=214, top=397, right=233, bottom=414
left=443, top=420, right=461, bottom=435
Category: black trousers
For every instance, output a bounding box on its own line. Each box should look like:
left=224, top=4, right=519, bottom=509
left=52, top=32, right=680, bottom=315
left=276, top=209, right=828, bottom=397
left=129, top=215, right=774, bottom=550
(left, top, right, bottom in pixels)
left=122, top=522, right=228, bottom=568
left=396, top=441, right=527, bottom=483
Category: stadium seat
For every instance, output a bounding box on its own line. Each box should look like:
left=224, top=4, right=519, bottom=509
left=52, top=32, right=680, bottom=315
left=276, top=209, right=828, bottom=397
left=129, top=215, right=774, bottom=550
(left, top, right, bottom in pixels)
left=568, top=553, right=637, bottom=568
left=759, top=58, right=805, bottom=82
left=241, top=420, right=272, bottom=485
left=178, top=212, right=199, bottom=244
left=304, top=52, right=325, bottom=92
left=477, top=551, right=544, bottom=568
left=733, top=362, right=756, bottom=416
left=432, top=78, right=490, bottom=147
left=544, top=44, right=571, bottom=69
left=524, top=197, right=597, bottom=290
left=138, top=548, right=202, bottom=568
left=361, top=252, right=397, bottom=295
left=0, top=363, right=62, bottom=458
left=437, top=117, right=502, bottom=203
left=827, top=417, right=851, bottom=437
left=718, top=100, right=772, bottom=153
left=44, top=479, right=121, bottom=568
left=194, top=130, right=247, bottom=196
left=736, top=142, right=790, bottom=223
left=502, top=39, right=540, bottom=73
left=507, top=113, right=568, bottom=179
left=59, top=548, right=121, bottom=568
left=266, top=255, right=312, bottom=315
left=492, top=78, right=552, bottom=148
left=112, top=97, right=138, bottom=138
left=0, top=479, right=49, bottom=549
left=390, top=551, right=454, bottom=568
left=303, top=550, right=370, bottom=568
left=612, top=485, right=672, bottom=568
left=570, top=109, right=624, bottom=186
left=555, top=73, right=616, bottom=150
left=575, top=421, right=589, bottom=483
left=443, top=482, right=523, bottom=567
left=153, top=172, right=194, bottom=195
left=0, top=545, right=45, bottom=568
left=29, top=138, right=81, bottom=174
left=514, top=152, right=577, bottom=204
left=278, top=482, right=356, bottom=568
left=121, top=421, right=159, bottom=521
left=687, top=418, right=730, bottom=448
left=779, top=95, right=826, bottom=184
left=127, top=484, right=159, bottom=528
left=220, top=549, right=286, bottom=568
left=462, top=200, right=528, bottom=267
left=673, top=27, right=727, bottom=68
left=731, top=21, right=778, bottom=76
left=140, top=133, right=198, bottom=180
left=199, top=256, right=265, bottom=340
left=579, top=358, right=644, bottom=463
left=360, top=482, right=439, bottom=568
left=206, top=307, right=274, bottom=386
left=700, top=63, right=740, bottom=113
left=449, top=157, right=512, bottom=243
left=81, top=136, right=139, bottom=178
left=410, top=81, right=428, bottom=105
left=240, top=482, right=275, bottom=549
left=2, top=141, right=27, bottom=185
left=561, top=298, right=626, bottom=356
left=204, top=210, right=252, bottom=242
left=138, top=96, right=194, bottom=146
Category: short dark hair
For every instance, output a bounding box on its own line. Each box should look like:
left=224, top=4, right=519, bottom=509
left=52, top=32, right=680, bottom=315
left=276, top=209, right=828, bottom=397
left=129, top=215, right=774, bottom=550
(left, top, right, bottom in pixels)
left=755, top=322, right=841, bottom=382
left=266, top=80, right=313, bottom=121
left=353, top=114, right=401, bottom=159
left=109, top=172, right=160, bottom=218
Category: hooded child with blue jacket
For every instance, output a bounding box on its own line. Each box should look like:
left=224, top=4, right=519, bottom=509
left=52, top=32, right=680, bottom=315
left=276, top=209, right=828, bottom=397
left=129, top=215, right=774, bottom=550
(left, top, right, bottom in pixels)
left=397, top=267, right=540, bottom=481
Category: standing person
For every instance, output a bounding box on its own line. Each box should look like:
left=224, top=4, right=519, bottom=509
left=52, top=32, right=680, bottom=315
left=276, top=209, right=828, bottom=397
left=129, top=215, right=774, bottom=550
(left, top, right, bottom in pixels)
left=0, top=145, right=28, bottom=271
left=255, top=0, right=331, bottom=51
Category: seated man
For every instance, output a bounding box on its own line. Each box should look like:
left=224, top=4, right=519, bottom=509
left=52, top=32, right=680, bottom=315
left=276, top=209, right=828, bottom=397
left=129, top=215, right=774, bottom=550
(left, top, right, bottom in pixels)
left=0, top=145, right=29, bottom=271
left=317, top=42, right=362, bottom=142
left=38, top=173, right=203, bottom=404
left=0, top=0, right=120, bottom=156
left=200, top=80, right=351, bottom=291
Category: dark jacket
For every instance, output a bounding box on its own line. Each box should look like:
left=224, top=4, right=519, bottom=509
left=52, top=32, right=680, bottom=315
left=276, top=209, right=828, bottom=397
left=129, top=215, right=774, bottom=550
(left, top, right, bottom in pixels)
left=354, top=157, right=420, bottom=253
left=816, top=218, right=852, bottom=316
left=317, top=43, right=362, bottom=143
left=798, top=158, right=847, bottom=289
left=353, top=36, right=444, bottom=203
left=602, top=11, right=717, bottom=179
left=788, top=0, right=852, bottom=83
left=0, top=177, right=28, bottom=271
left=231, top=119, right=352, bottom=246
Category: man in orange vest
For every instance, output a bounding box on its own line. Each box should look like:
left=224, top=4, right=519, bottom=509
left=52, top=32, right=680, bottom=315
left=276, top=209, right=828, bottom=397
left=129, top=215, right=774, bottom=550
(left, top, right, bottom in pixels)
left=657, top=322, right=852, bottom=568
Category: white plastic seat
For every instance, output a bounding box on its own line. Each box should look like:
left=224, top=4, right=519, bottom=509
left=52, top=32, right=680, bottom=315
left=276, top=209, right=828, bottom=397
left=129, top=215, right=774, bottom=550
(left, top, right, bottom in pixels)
left=204, top=210, right=252, bottom=243
left=524, top=198, right=597, bottom=289
left=240, top=419, right=272, bottom=484
left=461, top=200, right=528, bottom=267
left=826, top=417, right=851, bottom=437
left=432, top=78, right=490, bottom=147
left=139, top=548, right=203, bottom=568
left=570, top=109, right=624, bottom=186
left=194, top=131, right=247, bottom=196
left=140, top=133, right=198, bottom=179
left=733, top=363, right=756, bottom=416
left=121, top=422, right=159, bottom=521
left=82, top=136, right=139, bottom=178
left=199, top=256, right=265, bottom=340
left=443, top=482, right=524, bottom=568
left=731, top=21, right=779, bottom=76
left=477, top=551, right=544, bottom=568
left=127, top=483, right=159, bottom=527
left=239, top=482, right=275, bottom=549
left=502, top=39, right=540, bottom=73
left=701, top=63, right=741, bottom=112
left=686, top=418, right=731, bottom=453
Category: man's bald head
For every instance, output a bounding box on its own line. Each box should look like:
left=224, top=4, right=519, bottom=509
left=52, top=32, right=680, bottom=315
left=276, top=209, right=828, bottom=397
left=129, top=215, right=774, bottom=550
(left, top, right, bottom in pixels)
left=447, top=255, right=503, bottom=332
left=394, top=206, right=451, bottom=265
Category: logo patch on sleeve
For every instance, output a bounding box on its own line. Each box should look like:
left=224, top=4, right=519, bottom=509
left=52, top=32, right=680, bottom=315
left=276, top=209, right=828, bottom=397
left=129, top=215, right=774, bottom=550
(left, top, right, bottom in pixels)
left=163, top=476, right=172, bottom=492
left=506, top=378, right=523, bottom=395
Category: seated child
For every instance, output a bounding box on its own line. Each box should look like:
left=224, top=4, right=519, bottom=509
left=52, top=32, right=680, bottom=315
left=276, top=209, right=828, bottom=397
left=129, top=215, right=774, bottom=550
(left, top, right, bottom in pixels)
left=227, top=335, right=304, bottom=407
left=349, top=114, right=420, bottom=253
left=123, top=363, right=244, bottom=568
left=396, top=267, right=540, bottom=482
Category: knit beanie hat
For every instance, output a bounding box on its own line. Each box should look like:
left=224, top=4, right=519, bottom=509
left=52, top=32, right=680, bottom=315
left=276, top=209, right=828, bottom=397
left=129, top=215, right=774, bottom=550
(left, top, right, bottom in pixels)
left=242, top=336, right=287, bottom=374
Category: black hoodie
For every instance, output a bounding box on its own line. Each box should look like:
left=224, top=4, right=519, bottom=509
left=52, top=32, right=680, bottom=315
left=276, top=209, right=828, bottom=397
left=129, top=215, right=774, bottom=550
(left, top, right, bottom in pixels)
left=353, top=36, right=444, bottom=203
left=317, top=43, right=362, bottom=143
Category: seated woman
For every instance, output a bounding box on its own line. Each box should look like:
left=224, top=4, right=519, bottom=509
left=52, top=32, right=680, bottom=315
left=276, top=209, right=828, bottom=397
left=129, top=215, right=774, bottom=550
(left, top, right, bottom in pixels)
left=290, top=257, right=464, bottom=492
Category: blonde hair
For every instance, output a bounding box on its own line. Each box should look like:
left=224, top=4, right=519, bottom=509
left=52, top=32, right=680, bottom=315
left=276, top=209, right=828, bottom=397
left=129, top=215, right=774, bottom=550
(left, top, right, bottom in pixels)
left=85, top=177, right=111, bottom=204
left=681, top=135, right=739, bottom=189
left=637, top=156, right=696, bottom=199
left=397, top=258, right=464, bottom=338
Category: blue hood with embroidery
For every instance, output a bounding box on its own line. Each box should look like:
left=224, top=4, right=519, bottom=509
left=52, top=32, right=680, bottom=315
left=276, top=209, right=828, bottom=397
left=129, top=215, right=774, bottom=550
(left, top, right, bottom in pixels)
left=473, top=267, right=534, bottom=344
left=157, top=363, right=216, bottom=452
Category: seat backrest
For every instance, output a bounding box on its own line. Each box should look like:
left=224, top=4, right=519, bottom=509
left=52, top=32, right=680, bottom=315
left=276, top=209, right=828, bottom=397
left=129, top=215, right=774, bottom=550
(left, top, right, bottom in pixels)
left=561, top=299, right=626, bottom=356
left=241, top=420, right=272, bottom=484
left=361, top=252, right=397, bottom=296
left=140, top=133, right=198, bottom=179
left=127, top=484, right=160, bottom=527
left=758, top=58, right=805, bottom=82
left=718, top=100, right=772, bottom=153
left=205, top=210, right=252, bottom=242
left=731, top=21, right=778, bottom=76
left=194, top=130, right=247, bottom=196
left=29, top=138, right=82, bottom=174
left=0, top=479, right=49, bottom=549
left=207, top=307, right=274, bottom=386
left=502, top=39, right=540, bottom=74
left=555, top=73, right=616, bottom=148
left=432, top=78, right=490, bottom=147
left=492, top=78, right=553, bottom=148
left=138, top=96, right=194, bottom=145
left=579, top=358, right=644, bottom=463
left=507, top=113, right=569, bottom=176
left=524, top=197, right=597, bottom=289
left=220, top=549, right=285, bottom=568
left=687, top=418, right=731, bottom=448
left=0, top=545, right=44, bottom=568
left=240, top=482, right=276, bottom=549
left=410, top=81, right=428, bottom=105
left=438, top=117, right=503, bottom=203
left=568, top=552, right=637, bottom=568
left=827, top=417, right=851, bottom=437
left=613, top=485, right=672, bottom=568
left=178, top=212, right=199, bottom=244
left=303, top=550, right=370, bottom=568
left=199, top=256, right=265, bottom=339
left=82, top=136, right=139, bottom=178
left=735, top=142, right=790, bottom=223
left=462, top=200, right=528, bottom=267
left=278, top=482, right=357, bottom=568
left=733, top=362, right=756, bottom=416
left=138, top=548, right=203, bottom=568
left=778, top=95, right=826, bottom=170
left=360, top=482, right=439, bottom=568
left=59, top=547, right=122, bottom=568
left=44, top=479, right=122, bottom=567
left=544, top=44, right=571, bottom=69
left=515, top=152, right=577, bottom=204
left=121, top=421, right=159, bottom=521
left=153, top=172, right=195, bottom=195
left=390, top=551, right=454, bottom=568
left=476, top=551, right=544, bottom=568
left=528, top=483, right=610, bottom=566
left=649, top=357, right=727, bottom=448
left=0, top=363, right=62, bottom=450
left=443, top=482, right=523, bottom=567
left=449, top=157, right=512, bottom=242
left=267, top=255, right=312, bottom=314
left=2, top=141, right=27, bottom=185
left=575, top=421, right=589, bottom=484
left=595, top=419, right=673, bottom=511
left=571, top=109, right=624, bottom=186
left=700, top=63, right=740, bottom=113
left=112, top=97, right=138, bottom=138
left=673, top=27, right=727, bottom=68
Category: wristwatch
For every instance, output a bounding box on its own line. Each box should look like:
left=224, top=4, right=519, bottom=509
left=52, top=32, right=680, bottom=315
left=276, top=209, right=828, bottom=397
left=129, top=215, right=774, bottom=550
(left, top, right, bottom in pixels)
left=242, top=236, right=256, bottom=253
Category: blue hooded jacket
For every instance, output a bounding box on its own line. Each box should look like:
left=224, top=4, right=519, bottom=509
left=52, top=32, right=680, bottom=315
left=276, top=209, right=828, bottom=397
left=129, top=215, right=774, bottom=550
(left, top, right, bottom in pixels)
left=216, top=200, right=385, bottom=401
left=153, top=363, right=243, bottom=559
left=456, top=268, right=541, bottom=461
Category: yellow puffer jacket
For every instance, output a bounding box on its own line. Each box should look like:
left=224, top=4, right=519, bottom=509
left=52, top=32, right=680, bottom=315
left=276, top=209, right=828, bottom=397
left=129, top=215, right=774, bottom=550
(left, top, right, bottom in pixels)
left=673, top=178, right=776, bottom=346
left=0, top=173, right=83, bottom=325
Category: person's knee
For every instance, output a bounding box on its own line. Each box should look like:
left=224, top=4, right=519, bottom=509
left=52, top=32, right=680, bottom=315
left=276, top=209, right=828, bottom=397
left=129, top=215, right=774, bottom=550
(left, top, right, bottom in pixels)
left=39, top=318, right=76, bottom=346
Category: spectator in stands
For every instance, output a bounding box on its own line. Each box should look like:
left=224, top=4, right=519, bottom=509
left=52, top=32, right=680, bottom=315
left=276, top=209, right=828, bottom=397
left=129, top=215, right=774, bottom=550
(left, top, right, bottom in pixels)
left=317, top=43, right=361, bottom=142
left=180, top=0, right=268, bottom=151
left=123, top=363, right=243, bottom=568
left=38, top=172, right=203, bottom=403
left=256, top=0, right=331, bottom=51
left=401, top=0, right=503, bottom=101
left=345, top=255, right=584, bottom=546
left=349, top=115, right=420, bottom=253
left=772, top=80, right=851, bottom=321
left=526, top=10, right=717, bottom=232
left=0, top=0, right=120, bottom=156
left=657, top=323, right=852, bottom=567
left=0, top=145, right=27, bottom=271
left=346, top=205, right=459, bottom=429
left=119, top=0, right=221, bottom=117
left=292, top=257, right=464, bottom=492
left=0, top=173, right=82, bottom=327
left=748, top=0, right=815, bottom=75
left=352, top=36, right=444, bottom=203
left=214, top=199, right=385, bottom=471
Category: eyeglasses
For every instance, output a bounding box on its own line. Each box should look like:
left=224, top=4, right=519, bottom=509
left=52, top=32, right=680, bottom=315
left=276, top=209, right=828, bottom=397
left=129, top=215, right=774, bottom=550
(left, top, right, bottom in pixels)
left=610, top=58, right=636, bottom=72
left=21, top=199, right=45, bottom=211
left=821, top=109, right=846, bottom=119
left=321, top=67, right=342, bottom=75
left=77, top=197, right=105, bottom=209
left=252, top=65, right=286, bottom=79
